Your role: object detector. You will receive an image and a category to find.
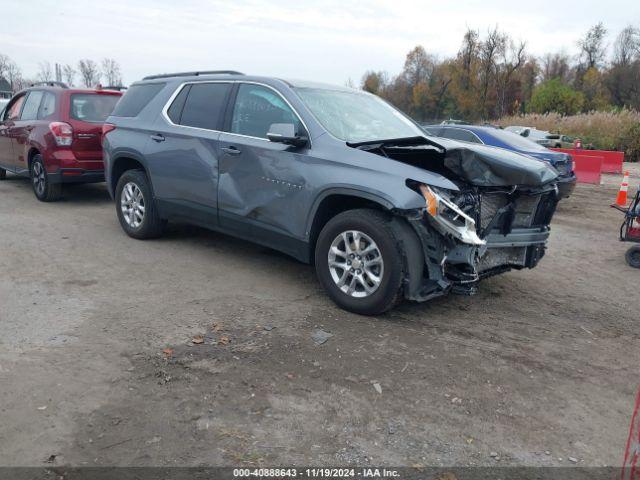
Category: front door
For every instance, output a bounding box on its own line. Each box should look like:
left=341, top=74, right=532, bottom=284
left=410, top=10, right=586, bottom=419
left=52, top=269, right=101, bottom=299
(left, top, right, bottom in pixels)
left=144, top=81, right=232, bottom=227
left=0, top=94, right=26, bottom=171
left=10, top=90, right=44, bottom=173
left=217, top=83, right=313, bottom=252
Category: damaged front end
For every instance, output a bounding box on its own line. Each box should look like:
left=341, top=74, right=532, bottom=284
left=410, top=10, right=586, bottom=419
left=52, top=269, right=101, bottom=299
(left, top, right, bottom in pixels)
left=351, top=136, right=561, bottom=301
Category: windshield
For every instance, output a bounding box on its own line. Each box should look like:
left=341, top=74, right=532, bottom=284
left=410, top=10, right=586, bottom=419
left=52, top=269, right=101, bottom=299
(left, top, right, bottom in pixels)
left=295, top=87, right=424, bottom=143
left=489, top=128, right=550, bottom=152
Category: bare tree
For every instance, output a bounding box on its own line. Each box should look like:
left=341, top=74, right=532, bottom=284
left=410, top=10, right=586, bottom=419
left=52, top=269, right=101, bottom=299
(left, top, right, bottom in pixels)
left=78, top=59, right=100, bottom=87
left=101, top=58, right=122, bottom=86
left=5, top=61, right=22, bottom=91
left=61, top=64, right=76, bottom=86
left=37, top=61, right=53, bottom=82
left=458, top=28, right=479, bottom=90
left=0, top=53, right=10, bottom=80
left=578, top=22, right=608, bottom=69
left=613, top=25, right=640, bottom=66
left=495, top=40, right=527, bottom=117
left=479, top=27, right=507, bottom=118
left=541, top=52, right=572, bottom=82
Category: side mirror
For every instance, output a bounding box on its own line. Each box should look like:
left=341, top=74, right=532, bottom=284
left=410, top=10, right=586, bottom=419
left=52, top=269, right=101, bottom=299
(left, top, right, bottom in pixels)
left=267, top=123, right=308, bottom=147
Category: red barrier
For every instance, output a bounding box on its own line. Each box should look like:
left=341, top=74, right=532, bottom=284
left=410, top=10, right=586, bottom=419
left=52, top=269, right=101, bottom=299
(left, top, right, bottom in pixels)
left=621, top=386, right=640, bottom=480
left=572, top=154, right=603, bottom=184
left=551, top=148, right=624, bottom=174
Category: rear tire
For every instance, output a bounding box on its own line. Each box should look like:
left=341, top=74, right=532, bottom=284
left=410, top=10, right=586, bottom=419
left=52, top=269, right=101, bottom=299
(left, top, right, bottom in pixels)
left=314, top=209, right=405, bottom=315
left=115, top=169, right=164, bottom=239
left=626, top=245, right=640, bottom=269
left=30, top=154, right=62, bottom=202
left=0, top=168, right=6, bottom=180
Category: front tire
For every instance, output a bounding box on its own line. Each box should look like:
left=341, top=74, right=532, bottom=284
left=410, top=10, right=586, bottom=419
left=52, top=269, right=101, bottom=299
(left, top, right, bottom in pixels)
left=314, top=209, right=405, bottom=315
left=0, top=167, right=6, bottom=180
left=115, top=170, right=164, bottom=239
left=30, top=154, right=62, bottom=202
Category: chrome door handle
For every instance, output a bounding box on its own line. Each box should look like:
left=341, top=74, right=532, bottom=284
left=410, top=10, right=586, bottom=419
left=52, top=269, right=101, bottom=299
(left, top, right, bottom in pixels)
left=222, top=146, right=241, bottom=155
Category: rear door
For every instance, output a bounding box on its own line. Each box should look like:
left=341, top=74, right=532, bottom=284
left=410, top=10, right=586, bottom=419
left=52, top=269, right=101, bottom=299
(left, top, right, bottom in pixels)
left=0, top=94, right=26, bottom=171
left=67, top=91, right=121, bottom=168
left=144, top=81, right=232, bottom=226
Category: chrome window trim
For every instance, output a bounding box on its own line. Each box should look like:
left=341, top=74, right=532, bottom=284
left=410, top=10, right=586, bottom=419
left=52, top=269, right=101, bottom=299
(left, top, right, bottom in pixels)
left=441, top=127, right=484, bottom=145
left=161, top=80, right=311, bottom=146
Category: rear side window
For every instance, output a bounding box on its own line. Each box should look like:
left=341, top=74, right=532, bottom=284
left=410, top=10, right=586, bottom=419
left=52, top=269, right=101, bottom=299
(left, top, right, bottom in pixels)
left=38, top=92, right=56, bottom=119
left=111, top=83, right=165, bottom=117
left=179, top=83, right=231, bottom=130
left=166, top=85, right=191, bottom=124
left=21, top=91, right=44, bottom=121
left=70, top=94, right=121, bottom=122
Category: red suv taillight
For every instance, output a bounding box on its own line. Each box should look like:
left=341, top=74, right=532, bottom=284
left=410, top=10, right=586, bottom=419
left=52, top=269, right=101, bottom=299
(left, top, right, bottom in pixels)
left=101, top=123, right=116, bottom=145
left=49, top=122, right=73, bottom=146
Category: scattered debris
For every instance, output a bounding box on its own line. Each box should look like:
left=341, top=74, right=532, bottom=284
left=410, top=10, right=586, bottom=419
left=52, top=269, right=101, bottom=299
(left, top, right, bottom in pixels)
left=37, top=406, right=47, bottom=411
left=490, top=452, right=499, bottom=458
left=145, top=436, right=161, bottom=445
left=192, top=335, right=204, bottom=345
left=45, top=454, right=56, bottom=463
left=451, top=397, right=462, bottom=405
left=545, top=451, right=551, bottom=455
left=401, top=362, right=409, bottom=373
left=263, top=325, right=275, bottom=331
left=162, top=348, right=173, bottom=358
left=218, top=335, right=230, bottom=345
left=373, top=382, right=383, bottom=394
left=569, top=457, right=578, bottom=463
left=311, top=329, right=333, bottom=345
left=286, top=373, right=295, bottom=379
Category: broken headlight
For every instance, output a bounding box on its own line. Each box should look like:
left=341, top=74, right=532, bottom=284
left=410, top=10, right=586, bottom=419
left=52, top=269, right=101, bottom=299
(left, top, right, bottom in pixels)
left=418, top=184, right=485, bottom=246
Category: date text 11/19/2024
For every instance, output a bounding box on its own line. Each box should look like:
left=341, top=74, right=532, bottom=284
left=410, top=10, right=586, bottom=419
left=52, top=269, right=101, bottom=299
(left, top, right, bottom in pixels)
left=233, top=468, right=400, bottom=478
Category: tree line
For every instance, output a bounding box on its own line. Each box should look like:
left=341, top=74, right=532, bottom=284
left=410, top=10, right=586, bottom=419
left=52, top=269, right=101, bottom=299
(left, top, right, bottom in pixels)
left=360, top=23, right=640, bottom=122
left=0, top=56, right=123, bottom=91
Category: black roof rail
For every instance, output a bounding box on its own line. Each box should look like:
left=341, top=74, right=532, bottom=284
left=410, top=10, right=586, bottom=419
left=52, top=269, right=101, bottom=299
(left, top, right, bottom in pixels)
left=29, top=81, right=69, bottom=89
left=142, top=70, right=245, bottom=80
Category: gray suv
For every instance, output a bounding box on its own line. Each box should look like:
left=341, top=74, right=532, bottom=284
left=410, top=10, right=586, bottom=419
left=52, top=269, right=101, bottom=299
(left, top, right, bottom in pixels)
left=103, top=71, right=560, bottom=315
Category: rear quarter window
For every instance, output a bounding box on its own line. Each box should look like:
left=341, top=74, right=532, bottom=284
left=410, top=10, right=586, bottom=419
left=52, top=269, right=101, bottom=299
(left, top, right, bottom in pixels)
left=70, top=94, right=121, bottom=122
left=111, top=83, right=165, bottom=117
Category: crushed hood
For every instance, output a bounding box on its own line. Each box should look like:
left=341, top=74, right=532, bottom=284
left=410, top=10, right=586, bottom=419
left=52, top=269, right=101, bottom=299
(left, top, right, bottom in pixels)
left=348, top=136, right=559, bottom=188
left=432, top=137, right=559, bottom=187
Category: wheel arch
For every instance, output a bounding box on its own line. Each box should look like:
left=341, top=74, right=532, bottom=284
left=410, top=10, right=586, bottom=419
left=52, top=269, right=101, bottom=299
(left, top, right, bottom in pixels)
left=109, top=154, right=149, bottom=198
left=305, top=188, right=395, bottom=264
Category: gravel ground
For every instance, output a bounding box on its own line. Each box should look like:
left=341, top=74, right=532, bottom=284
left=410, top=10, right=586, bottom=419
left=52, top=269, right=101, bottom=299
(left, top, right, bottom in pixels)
left=0, top=166, right=638, bottom=468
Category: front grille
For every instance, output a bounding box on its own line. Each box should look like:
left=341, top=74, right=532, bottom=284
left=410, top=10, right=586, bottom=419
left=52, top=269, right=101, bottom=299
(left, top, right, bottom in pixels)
left=480, top=191, right=556, bottom=232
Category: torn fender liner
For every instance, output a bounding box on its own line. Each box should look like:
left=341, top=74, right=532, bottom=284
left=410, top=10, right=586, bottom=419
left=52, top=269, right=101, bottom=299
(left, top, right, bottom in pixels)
left=439, top=139, right=559, bottom=187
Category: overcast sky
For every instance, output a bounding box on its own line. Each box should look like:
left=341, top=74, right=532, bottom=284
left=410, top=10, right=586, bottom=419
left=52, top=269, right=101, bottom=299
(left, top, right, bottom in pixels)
left=1, top=0, right=639, bottom=86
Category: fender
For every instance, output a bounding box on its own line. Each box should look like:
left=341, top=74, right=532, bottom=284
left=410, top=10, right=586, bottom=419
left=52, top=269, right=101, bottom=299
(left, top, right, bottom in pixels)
left=304, top=186, right=396, bottom=239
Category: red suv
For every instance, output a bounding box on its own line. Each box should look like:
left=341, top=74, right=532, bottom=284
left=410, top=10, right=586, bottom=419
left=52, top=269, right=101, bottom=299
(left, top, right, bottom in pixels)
left=0, top=82, right=122, bottom=201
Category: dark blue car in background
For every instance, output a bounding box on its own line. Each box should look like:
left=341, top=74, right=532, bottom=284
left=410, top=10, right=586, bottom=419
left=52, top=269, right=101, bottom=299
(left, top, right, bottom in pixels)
left=424, top=124, right=576, bottom=198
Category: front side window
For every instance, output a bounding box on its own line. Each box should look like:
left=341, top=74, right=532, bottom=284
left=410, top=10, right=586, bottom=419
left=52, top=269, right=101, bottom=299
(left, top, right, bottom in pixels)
left=295, top=87, right=423, bottom=143
left=71, top=94, right=121, bottom=122
left=179, top=83, right=231, bottom=130
left=4, top=95, right=26, bottom=121
left=231, top=84, right=302, bottom=139
left=21, top=91, right=44, bottom=121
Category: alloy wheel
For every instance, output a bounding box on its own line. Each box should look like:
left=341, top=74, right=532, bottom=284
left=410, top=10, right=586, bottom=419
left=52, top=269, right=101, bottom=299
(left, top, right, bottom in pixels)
left=120, top=182, right=146, bottom=228
left=32, top=162, right=46, bottom=196
left=327, top=230, right=384, bottom=298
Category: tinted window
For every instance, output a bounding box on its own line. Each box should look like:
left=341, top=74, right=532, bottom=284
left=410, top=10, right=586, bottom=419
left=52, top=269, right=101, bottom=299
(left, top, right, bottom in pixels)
left=232, top=84, right=302, bottom=139
left=440, top=128, right=481, bottom=143
left=20, top=91, right=44, bottom=121
left=37, top=92, right=57, bottom=119
left=70, top=94, right=121, bottom=122
left=166, top=85, right=191, bottom=124
left=180, top=83, right=230, bottom=130
left=111, top=83, right=165, bottom=117
left=5, top=95, right=26, bottom=120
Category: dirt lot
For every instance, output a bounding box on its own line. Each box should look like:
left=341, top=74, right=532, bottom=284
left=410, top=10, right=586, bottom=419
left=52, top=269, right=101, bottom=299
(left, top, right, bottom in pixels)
left=0, top=166, right=638, bottom=468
